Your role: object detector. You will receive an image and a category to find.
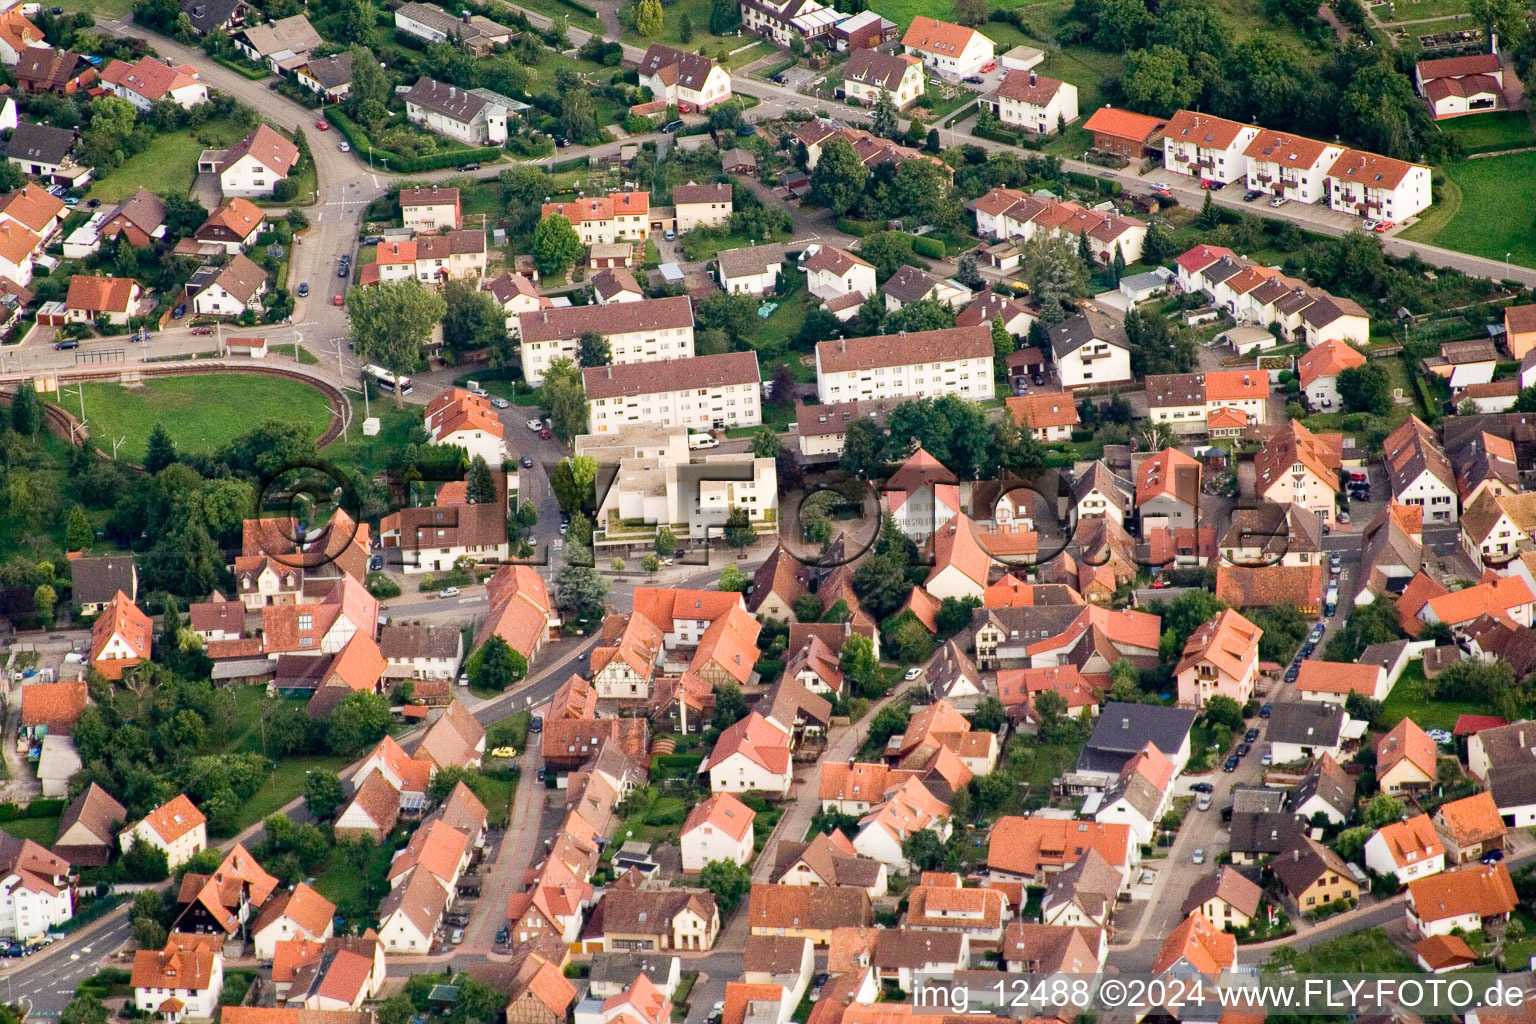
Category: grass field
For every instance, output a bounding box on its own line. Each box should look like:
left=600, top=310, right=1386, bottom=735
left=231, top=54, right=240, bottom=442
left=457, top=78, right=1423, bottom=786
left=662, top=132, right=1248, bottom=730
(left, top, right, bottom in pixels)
left=1, top=816, right=59, bottom=845
left=1377, top=663, right=1485, bottom=731
left=236, top=756, right=351, bottom=827
left=1399, top=151, right=1536, bottom=269
left=87, top=120, right=252, bottom=203
left=47, top=375, right=334, bottom=464
left=1440, top=110, right=1536, bottom=153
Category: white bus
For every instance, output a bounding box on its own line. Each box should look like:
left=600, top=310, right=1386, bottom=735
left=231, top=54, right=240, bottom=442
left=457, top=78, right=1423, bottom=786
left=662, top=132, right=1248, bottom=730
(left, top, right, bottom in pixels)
left=364, top=363, right=413, bottom=396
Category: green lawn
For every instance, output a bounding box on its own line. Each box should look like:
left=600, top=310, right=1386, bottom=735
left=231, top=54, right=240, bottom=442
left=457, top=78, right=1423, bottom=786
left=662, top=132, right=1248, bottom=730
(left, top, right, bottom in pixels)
left=1439, top=111, right=1536, bottom=154
left=1376, top=662, right=1486, bottom=731
left=2, top=816, right=59, bottom=845
left=47, top=375, right=334, bottom=464
left=236, top=756, right=351, bottom=828
left=311, top=841, right=395, bottom=912
left=1399, top=151, right=1536, bottom=269
left=324, top=398, right=426, bottom=477
left=621, top=0, right=715, bottom=47
left=87, top=120, right=252, bottom=203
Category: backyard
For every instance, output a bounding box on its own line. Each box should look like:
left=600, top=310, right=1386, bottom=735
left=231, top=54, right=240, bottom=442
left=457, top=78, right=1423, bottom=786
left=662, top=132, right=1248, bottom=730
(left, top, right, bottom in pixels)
left=1438, top=110, right=1535, bottom=154
left=46, top=374, right=335, bottom=464
left=1376, top=662, right=1487, bottom=731
left=1399, top=151, right=1536, bottom=270
left=86, top=120, right=254, bottom=204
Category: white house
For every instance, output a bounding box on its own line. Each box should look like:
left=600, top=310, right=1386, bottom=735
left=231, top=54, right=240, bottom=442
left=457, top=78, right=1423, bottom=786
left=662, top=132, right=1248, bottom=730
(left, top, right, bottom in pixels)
left=584, top=351, right=761, bottom=434
left=400, top=186, right=461, bottom=232
left=716, top=245, right=784, bottom=297
left=1325, top=149, right=1432, bottom=222
left=1406, top=865, right=1516, bottom=938
left=1243, top=130, right=1343, bottom=205
left=99, top=56, right=208, bottom=111
left=1298, top=338, right=1365, bottom=409
left=701, top=713, right=792, bottom=797
left=990, top=71, right=1077, bottom=135
left=393, top=2, right=512, bottom=55
left=251, top=882, right=335, bottom=959
left=902, top=16, right=993, bottom=78
left=843, top=49, right=923, bottom=109
left=402, top=78, right=507, bottom=146
left=680, top=792, right=756, bottom=872
left=198, top=125, right=300, bottom=199
left=1162, top=109, right=1260, bottom=185
left=1415, top=53, right=1505, bottom=119
left=1384, top=416, right=1458, bottom=525
left=189, top=255, right=267, bottom=317
left=1364, top=815, right=1445, bottom=883
left=1049, top=310, right=1132, bottom=390
left=118, top=795, right=206, bottom=870
left=424, top=388, right=506, bottom=467
left=489, top=271, right=548, bottom=332
left=0, top=11, right=44, bottom=67
left=814, top=325, right=995, bottom=403
left=378, top=869, right=448, bottom=953
left=803, top=245, right=876, bottom=320
left=638, top=43, right=732, bottom=111
left=519, top=296, right=695, bottom=386
left=0, top=836, right=72, bottom=939
left=132, top=938, right=224, bottom=1022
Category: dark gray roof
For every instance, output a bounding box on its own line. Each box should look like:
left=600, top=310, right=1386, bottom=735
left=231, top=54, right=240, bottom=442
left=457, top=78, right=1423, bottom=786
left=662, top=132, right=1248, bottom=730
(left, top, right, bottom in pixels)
left=403, top=77, right=488, bottom=123
left=302, top=51, right=352, bottom=90
left=1271, top=835, right=1350, bottom=897
left=1049, top=309, right=1128, bottom=359
left=1102, top=770, right=1162, bottom=822
left=881, top=265, right=949, bottom=306
left=5, top=122, right=77, bottom=165
left=1293, top=756, right=1356, bottom=819
left=1266, top=701, right=1345, bottom=748
left=1085, top=702, right=1197, bottom=758
left=1041, top=847, right=1121, bottom=919
left=1357, top=640, right=1410, bottom=675
left=69, top=555, right=136, bottom=606
left=923, top=639, right=980, bottom=703
left=588, top=951, right=678, bottom=987
left=1228, top=811, right=1303, bottom=855
left=1070, top=461, right=1132, bottom=509
left=179, top=0, right=246, bottom=34
left=1489, top=764, right=1536, bottom=811
left=1230, top=787, right=1286, bottom=814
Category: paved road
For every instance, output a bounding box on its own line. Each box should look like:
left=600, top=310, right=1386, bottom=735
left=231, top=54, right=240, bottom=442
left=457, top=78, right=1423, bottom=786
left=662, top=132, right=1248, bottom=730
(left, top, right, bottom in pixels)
left=0, top=909, right=134, bottom=1016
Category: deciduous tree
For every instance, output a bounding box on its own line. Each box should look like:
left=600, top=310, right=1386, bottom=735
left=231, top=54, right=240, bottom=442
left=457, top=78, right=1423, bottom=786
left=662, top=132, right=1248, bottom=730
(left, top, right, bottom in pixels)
left=808, top=138, right=869, bottom=216
left=346, top=281, right=446, bottom=408
left=533, top=214, right=584, bottom=277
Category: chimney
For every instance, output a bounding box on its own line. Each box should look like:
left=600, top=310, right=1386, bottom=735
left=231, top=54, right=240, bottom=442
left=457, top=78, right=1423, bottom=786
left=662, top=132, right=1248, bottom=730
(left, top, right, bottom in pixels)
left=1293, top=849, right=1299, bottom=862
left=1029, top=71, right=1036, bottom=85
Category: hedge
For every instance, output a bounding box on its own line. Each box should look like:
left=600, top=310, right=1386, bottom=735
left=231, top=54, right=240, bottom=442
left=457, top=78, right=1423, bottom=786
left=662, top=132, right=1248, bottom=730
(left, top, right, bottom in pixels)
left=214, top=55, right=271, bottom=80
left=553, top=0, right=598, bottom=15
left=549, top=155, right=592, bottom=173
left=834, top=216, right=882, bottom=236
left=0, top=798, right=65, bottom=821
left=1065, top=170, right=1122, bottom=196
left=971, top=120, right=1043, bottom=150
left=911, top=235, right=945, bottom=259
left=942, top=100, right=979, bottom=128
left=324, top=107, right=502, bottom=173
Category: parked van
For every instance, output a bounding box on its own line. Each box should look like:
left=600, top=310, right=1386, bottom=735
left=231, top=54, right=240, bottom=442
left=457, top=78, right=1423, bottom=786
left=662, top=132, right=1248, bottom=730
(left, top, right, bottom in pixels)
left=688, top=433, right=720, bottom=450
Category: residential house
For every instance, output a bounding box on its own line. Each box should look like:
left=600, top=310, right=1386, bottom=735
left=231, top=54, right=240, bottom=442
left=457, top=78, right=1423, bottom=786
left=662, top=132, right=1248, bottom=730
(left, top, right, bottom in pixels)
left=1356, top=502, right=1425, bottom=606
left=1406, top=864, right=1516, bottom=937
left=69, top=555, right=137, bottom=614
left=1364, top=814, right=1445, bottom=882
left=1298, top=338, right=1366, bottom=409
left=66, top=274, right=141, bottom=325
left=1415, top=53, right=1505, bottom=118
left=16, top=47, right=95, bottom=98
left=53, top=784, right=127, bottom=867
left=0, top=10, right=44, bottom=67
left=1152, top=911, right=1237, bottom=979
left=1137, top=448, right=1201, bottom=530
left=1162, top=110, right=1260, bottom=185
left=901, top=17, right=994, bottom=78
left=968, top=187, right=1147, bottom=264
left=1001, top=922, right=1106, bottom=977
left=986, top=817, right=1133, bottom=885
left=197, top=124, right=300, bottom=200
left=1084, top=106, right=1165, bottom=158
left=119, top=795, right=206, bottom=870
left=737, top=0, right=846, bottom=49
left=0, top=834, right=72, bottom=939
left=815, top=325, right=993, bottom=402
left=232, top=14, right=321, bottom=73
left=1385, top=416, right=1458, bottom=525
left=194, top=198, right=264, bottom=254
left=100, top=55, right=208, bottom=110
left=989, top=71, right=1077, bottom=135
left=1296, top=661, right=1389, bottom=705
left=746, top=885, right=872, bottom=945
left=1266, top=702, right=1347, bottom=764
left=593, top=889, right=719, bottom=951
left=378, top=501, right=509, bottom=575
left=132, top=936, right=224, bottom=1021
left=1077, top=702, right=1195, bottom=778
left=402, top=78, right=508, bottom=146
left=1096, top=744, right=1176, bottom=846
left=393, top=2, right=513, bottom=56
left=1292, top=752, right=1356, bottom=825
left=334, top=771, right=401, bottom=843
left=379, top=623, right=463, bottom=683
left=252, top=883, right=336, bottom=959
left=803, top=245, right=876, bottom=319
left=591, top=267, right=643, bottom=305
left=1175, top=609, right=1262, bottom=709
left=4, top=122, right=84, bottom=186
left=377, top=867, right=448, bottom=953
left=363, top=231, right=488, bottom=287
left=1049, top=311, right=1132, bottom=390
left=1433, top=792, right=1508, bottom=864
left=584, top=351, right=761, bottom=434
left=680, top=793, right=755, bottom=872
left=1377, top=717, right=1437, bottom=794
left=1460, top=490, right=1536, bottom=571
left=638, top=44, right=732, bottom=111
left=770, top=830, right=887, bottom=898
left=179, top=0, right=249, bottom=36
left=1218, top=502, right=1324, bottom=569
left=1503, top=303, right=1536, bottom=361
left=1272, top=836, right=1356, bottom=913
left=90, top=591, right=151, bottom=681
left=1039, top=848, right=1122, bottom=927
left=904, top=872, right=1009, bottom=942
left=702, top=713, right=792, bottom=796
left=716, top=244, right=785, bottom=297
left=1007, top=393, right=1079, bottom=443
left=19, top=682, right=87, bottom=743
left=400, top=186, right=461, bottom=232
left=1182, top=867, right=1264, bottom=931
left=423, top=387, right=506, bottom=466
left=293, top=52, right=351, bottom=102
left=188, top=254, right=266, bottom=317
left=673, top=183, right=733, bottom=233
left=541, top=191, right=649, bottom=246
left=1325, top=149, right=1432, bottom=222
left=98, top=187, right=166, bottom=248
left=843, top=50, right=923, bottom=109
left=1254, top=420, right=1342, bottom=523
left=1243, top=130, right=1344, bottom=205
left=489, top=271, right=550, bottom=332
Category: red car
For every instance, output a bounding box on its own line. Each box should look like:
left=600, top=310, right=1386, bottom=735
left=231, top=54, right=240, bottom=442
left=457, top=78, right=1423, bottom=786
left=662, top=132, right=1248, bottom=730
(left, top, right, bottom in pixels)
left=314, top=119, right=329, bottom=131
left=1373, top=220, right=1395, bottom=233
left=539, top=428, right=552, bottom=440
left=1150, top=578, right=1171, bottom=589
left=191, top=326, right=214, bottom=335
left=333, top=294, right=344, bottom=307
left=980, top=61, right=996, bottom=72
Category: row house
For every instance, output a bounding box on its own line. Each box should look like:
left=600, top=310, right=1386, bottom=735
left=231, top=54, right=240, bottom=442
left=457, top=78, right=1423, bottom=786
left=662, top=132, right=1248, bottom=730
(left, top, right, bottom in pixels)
left=363, top=230, right=487, bottom=287
left=542, top=191, right=650, bottom=246
left=1244, top=129, right=1343, bottom=205
left=737, top=0, right=845, bottom=49
left=1162, top=110, right=1260, bottom=185
left=1326, top=149, right=1432, bottom=222
left=518, top=296, right=694, bottom=386
left=968, top=187, right=1146, bottom=263
left=1461, top=490, right=1536, bottom=571
left=1144, top=370, right=1270, bottom=435
left=1385, top=415, right=1459, bottom=524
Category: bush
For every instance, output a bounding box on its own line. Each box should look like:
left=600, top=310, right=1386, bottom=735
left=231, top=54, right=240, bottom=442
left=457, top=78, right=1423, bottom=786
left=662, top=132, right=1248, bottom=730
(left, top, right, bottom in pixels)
left=365, top=572, right=401, bottom=599
left=911, top=235, right=945, bottom=259
left=272, top=178, right=299, bottom=202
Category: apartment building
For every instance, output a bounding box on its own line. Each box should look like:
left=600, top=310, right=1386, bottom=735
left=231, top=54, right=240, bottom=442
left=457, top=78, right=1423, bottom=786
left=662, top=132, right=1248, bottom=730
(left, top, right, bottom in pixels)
left=814, top=325, right=995, bottom=403
left=541, top=191, right=650, bottom=245
left=517, top=296, right=694, bottom=386
left=1162, top=110, right=1260, bottom=185
left=989, top=71, right=1078, bottom=135
left=1325, top=149, right=1432, bottom=222
left=584, top=351, right=761, bottom=433
left=901, top=16, right=993, bottom=78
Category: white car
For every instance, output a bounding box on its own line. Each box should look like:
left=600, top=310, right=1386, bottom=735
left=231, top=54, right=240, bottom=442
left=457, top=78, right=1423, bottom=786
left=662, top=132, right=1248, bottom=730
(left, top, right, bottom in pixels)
left=1192, top=848, right=1206, bottom=864
left=490, top=396, right=509, bottom=409
left=440, top=586, right=461, bottom=598
left=526, top=419, right=543, bottom=430
left=903, top=667, right=922, bottom=680
left=339, top=142, right=350, bottom=152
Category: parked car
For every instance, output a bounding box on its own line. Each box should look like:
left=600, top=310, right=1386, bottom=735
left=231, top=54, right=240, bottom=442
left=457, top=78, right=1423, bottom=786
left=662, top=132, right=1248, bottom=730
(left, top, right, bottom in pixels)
left=337, top=264, right=349, bottom=278
left=529, top=715, right=543, bottom=733
left=172, top=304, right=185, bottom=319
left=1244, top=190, right=1263, bottom=202
left=539, top=428, right=551, bottom=440
left=1191, top=782, right=1214, bottom=793
left=520, top=455, right=533, bottom=468
left=315, top=119, right=329, bottom=130
left=333, top=294, right=344, bottom=306
left=981, top=61, right=997, bottom=72
left=526, top=418, right=543, bottom=430
left=191, top=326, right=214, bottom=335
left=459, top=162, right=480, bottom=171
left=904, top=667, right=922, bottom=680
left=1269, top=196, right=1288, bottom=207
left=64, top=196, right=77, bottom=206
left=1284, top=664, right=1299, bottom=683
left=440, top=587, right=461, bottom=598
left=661, top=119, right=684, bottom=133
left=495, top=926, right=510, bottom=945
left=962, top=75, right=984, bottom=84
left=368, top=554, right=384, bottom=571
left=1197, top=794, right=1212, bottom=811
left=1483, top=849, right=1506, bottom=863
left=339, top=142, right=351, bottom=152
left=54, top=338, right=79, bottom=350
left=1374, top=220, right=1395, bottom=232
left=491, top=396, right=509, bottom=409
left=664, top=229, right=676, bottom=241
left=553, top=135, right=570, bottom=147
left=1192, top=848, right=1206, bottom=863
left=1237, top=742, right=1252, bottom=757
left=1222, top=756, right=1239, bottom=773
left=295, top=282, right=308, bottom=298
left=1245, top=728, right=1259, bottom=743
left=1260, top=701, right=1272, bottom=718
